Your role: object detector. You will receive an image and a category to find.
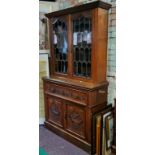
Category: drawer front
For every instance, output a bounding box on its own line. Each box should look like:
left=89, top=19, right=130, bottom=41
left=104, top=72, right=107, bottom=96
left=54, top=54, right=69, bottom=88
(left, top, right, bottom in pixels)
left=96, top=88, right=107, bottom=104
left=44, top=82, right=88, bottom=104
left=65, top=103, right=86, bottom=139
left=46, top=95, right=64, bottom=127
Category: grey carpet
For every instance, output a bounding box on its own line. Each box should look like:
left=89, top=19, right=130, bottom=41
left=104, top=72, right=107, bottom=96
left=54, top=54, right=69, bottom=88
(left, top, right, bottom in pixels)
left=39, top=126, right=89, bottom=155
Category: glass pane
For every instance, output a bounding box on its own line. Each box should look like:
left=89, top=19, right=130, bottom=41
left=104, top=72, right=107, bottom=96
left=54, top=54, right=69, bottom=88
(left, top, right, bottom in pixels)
left=73, top=15, right=92, bottom=78
left=52, top=18, right=68, bottom=74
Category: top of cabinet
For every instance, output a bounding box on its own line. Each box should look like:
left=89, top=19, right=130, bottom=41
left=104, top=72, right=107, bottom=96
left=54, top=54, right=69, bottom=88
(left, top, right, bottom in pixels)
left=45, top=1, right=111, bottom=18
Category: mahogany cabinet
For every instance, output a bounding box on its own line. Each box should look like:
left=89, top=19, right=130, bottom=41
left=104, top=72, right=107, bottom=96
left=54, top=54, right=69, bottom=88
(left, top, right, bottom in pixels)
left=43, top=1, right=111, bottom=154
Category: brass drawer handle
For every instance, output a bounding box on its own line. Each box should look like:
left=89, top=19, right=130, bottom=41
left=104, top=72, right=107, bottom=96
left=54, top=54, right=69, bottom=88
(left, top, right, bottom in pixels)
left=98, top=90, right=106, bottom=94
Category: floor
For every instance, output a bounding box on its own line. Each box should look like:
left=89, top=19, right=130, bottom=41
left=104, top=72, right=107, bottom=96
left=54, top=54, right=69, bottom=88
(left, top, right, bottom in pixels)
left=39, top=126, right=89, bottom=155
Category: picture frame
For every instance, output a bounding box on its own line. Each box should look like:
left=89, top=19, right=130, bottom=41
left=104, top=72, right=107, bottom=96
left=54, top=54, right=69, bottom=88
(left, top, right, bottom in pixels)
left=39, top=12, right=49, bottom=50
left=101, top=110, right=112, bottom=155
left=91, top=105, right=113, bottom=155
left=39, top=53, right=50, bottom=78
left=105, top=113, right=114, bottom=151
left=39, top=53, right=50, bottom=124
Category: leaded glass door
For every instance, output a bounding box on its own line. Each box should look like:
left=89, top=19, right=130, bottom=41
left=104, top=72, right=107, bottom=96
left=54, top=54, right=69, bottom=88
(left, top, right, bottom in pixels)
left=51, top=16, right=68, bottom=74
left=72, top=11, right=92, bottom=78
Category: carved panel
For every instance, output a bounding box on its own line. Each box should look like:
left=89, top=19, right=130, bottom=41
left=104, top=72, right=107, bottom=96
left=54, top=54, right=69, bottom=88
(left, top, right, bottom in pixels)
left=45, top=82, right=87, bottom=104
left=47, top=96, right=63, bottom=127
left=65, top=103, right=85, bottom=138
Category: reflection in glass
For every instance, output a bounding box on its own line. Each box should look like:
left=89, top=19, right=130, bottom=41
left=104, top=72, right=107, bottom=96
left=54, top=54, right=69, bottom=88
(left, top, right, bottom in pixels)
left=82, top=63, right=86, bottom=76
left=75, top=48, right=79, bottom=61
left=87, top=63, right=91, bottom=77
left=78, top=62, right=81, bottom=75
left=53, top=19, right=68, bottom=74
left=85, top=48, right=88, bottom=61
left=80, top=48, right=84, bottom=61
left=73, top=16, right=92, bottom=78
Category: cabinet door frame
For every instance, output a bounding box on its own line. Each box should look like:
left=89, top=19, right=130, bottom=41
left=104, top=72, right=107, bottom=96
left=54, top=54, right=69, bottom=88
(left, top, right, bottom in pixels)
left=70, top=10, right=93, bottom=82
left=45, top=94, right=64, bottom=128
left=64, top=101, right=87, bottom=140
left=48, top=10, right=95, bottom=82
left=49, top=15, right=71, bottom=77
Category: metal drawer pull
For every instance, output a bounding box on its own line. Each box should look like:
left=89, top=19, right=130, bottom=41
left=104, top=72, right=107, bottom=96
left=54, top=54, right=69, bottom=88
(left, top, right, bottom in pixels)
left=98, top=90, right=106, bottom=94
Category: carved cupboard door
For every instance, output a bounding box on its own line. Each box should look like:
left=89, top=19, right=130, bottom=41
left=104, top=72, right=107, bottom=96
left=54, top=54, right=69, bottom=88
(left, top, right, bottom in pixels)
left=65, top=102, right=86, bottom=139
left=46, top=96, right=64, bottom=128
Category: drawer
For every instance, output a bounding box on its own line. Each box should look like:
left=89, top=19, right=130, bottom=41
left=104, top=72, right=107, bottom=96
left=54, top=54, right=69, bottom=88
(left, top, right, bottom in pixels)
left=96, top=88, right=107, bottom=104
left=88, top=87, right=107, bottom=107
left=44, top=82, right=88, bottom=105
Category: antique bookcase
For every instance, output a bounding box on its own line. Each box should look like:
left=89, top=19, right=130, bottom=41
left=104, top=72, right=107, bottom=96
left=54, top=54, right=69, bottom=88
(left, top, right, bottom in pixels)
left=43, top=1, right=111, bottom=154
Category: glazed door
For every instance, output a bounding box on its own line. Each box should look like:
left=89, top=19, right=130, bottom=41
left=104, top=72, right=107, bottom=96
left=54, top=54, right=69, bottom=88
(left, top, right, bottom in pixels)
left=46, top=95, right=64, bottom=128
left=71, top=11, right=92, bottom=79
left=65, top=102, right=86, bottom=139
left=50, top=16, right=69, bottom=76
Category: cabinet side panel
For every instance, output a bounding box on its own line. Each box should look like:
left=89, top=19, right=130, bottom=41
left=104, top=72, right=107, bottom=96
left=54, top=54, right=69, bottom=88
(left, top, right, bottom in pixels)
left=97, top=9, right=108, bottom=82
left=92, top=8, right=108, bottom=83
left=86, top=109, right=92, bottom=143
